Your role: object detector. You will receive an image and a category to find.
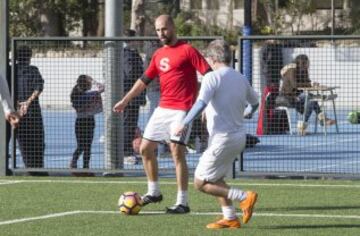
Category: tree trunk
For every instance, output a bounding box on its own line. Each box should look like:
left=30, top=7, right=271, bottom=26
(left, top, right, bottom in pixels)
left=40, top=8, right=65, bottom=36
left=253, top=0, right=258, bottom=22
left=226, top=0, right=234, bottom=31
left=256, top=0, right=274, bottom=31
left=169, top=0, right=180, bottom=18
left=130, top=0, right=145, bottom=35
left=97, top=0, right=105, bottom=36
left=263, top=0, right=273, bottom=28
left=82, top=0, right=99, bottom=36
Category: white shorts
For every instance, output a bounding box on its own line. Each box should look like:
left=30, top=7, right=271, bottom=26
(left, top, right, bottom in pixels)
left=143, top=107, right=192, bottom=145
left=195, top=131, right=246, bottom=182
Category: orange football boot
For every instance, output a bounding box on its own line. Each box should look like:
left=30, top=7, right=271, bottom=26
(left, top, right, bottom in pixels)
left=206, top=217, right=241, bottom=229
left=239, top=191, right=258, bottom=224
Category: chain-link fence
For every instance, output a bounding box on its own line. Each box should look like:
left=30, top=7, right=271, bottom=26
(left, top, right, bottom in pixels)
left=9, top=37, right=218, bottom=176
left=239, top=35, right=360, bottom=178
left=9, top=35, right=360, bottom=178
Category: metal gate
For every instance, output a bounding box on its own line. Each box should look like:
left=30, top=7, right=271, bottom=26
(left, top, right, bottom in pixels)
left=239, top=35, right=360, bottom=178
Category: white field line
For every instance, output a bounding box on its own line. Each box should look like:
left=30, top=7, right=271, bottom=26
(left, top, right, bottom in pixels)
left=1, top=210, right=360, bottom=226
left=84, top=210, right=360, bottom=219
left=0, top=179, right=360, bottom=188
left=0, top=211, right=81, bottom=226
left=0, top=180, right=23, bottom=185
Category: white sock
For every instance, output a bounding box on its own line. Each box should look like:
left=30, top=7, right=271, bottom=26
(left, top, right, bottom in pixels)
left=147, top=181, right=160, bottom=196
left=175, top=190, right=188, bottom=206
left=227, top=188, right=246, bottom=202
left=222, top=206, right=237, bottom=220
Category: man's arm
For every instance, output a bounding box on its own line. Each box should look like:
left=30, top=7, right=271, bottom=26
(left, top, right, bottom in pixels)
left=113, top=79, right=147, bottom=113
left=244, top=79, right=259, bottom=119
left=175, top=71, right=215, bottom=136
left=0, top=75, right=20, bottom=127
left=173, top=100, right=207, bottom=136
left=244, top=103, right=259, bottom=119
left=0, top=74, right=15, bottom=115
left=18, top=90, right=41, bottom=116
left=183, top=100, right=207, bottom=125
left=92, top=79, right=105, bottom=93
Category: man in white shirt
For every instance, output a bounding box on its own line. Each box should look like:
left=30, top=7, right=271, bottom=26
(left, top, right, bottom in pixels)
left=175, top=39, right=259, bottom=229
left=0, top=74, right=19, bottom=128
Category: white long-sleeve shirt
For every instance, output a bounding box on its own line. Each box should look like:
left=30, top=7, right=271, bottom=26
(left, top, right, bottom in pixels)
left=197, top=66, right=259, bottom=136
left=0, top=74, right=15, bottom=115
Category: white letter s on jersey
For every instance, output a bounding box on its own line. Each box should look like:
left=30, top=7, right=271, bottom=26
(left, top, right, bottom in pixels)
left=159, top=57, right=170, bottom=72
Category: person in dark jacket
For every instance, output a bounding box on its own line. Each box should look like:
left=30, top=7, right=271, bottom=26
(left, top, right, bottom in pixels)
left=16, top=45, right=46, bottom=175
left=123, top=29, right=146, bottom=160
left=70, top=75, right=104, bottom=169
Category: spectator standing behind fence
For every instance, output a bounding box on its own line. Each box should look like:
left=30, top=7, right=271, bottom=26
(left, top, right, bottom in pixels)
left=123, top=29, right=146, bottom=164
left=0, top=74, right=20, bottom=128
left=174, top=39, right=259, bottom=229
left=278, top=55, right=335, bottom=134
left=70, top=75, right=104, bottom=170
left=16, top=45, right=47, bottom=176
left=113, top=15, right=211, bottom=214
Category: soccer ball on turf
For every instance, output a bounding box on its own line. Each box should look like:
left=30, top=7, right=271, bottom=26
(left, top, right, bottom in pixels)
left=118, top=191, right=143, bottom=215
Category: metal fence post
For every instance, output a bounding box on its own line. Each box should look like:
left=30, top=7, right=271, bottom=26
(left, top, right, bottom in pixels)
left=0, top=0, right=9, bottom=176
left=104, top=0, right=124, bottom=172
left=103, top=42, right=123, bottom=170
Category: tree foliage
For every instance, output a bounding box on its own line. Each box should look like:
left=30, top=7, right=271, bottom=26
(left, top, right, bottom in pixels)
left=9, top=0, right=104, bottom=37
left=9, top=0, right=41, bottom=36
left=174, top=12, right=238, bottom=45
left=8, top=0, right=360, bottom=38
left=348, top=1, right=360, bottom=34
left=254, top=0, right=316, bottom=35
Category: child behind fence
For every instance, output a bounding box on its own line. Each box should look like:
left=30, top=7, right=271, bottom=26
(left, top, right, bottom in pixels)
left=70, top=75, right=104, bottom=169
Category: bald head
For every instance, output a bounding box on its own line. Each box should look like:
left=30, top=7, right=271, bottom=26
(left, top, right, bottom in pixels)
left=155, top=15, right=177, bottom=45
left=156, top=15, right=174, bottom=25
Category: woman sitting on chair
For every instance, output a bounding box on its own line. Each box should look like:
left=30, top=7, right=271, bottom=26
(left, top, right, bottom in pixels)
left=277, top=55, right=335, bottom=134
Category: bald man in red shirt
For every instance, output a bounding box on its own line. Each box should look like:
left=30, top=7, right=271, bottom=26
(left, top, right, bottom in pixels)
left=113, top=14, right=211, bottom=214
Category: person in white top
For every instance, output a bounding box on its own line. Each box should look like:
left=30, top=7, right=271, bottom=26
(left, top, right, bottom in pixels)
left=0, top=74, right=20, bottom=128
left=175, top=39, right=259, bottom=229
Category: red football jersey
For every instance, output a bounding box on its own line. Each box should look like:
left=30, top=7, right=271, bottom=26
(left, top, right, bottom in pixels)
left=145, top=41, right=210, bottom=110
